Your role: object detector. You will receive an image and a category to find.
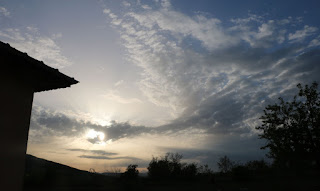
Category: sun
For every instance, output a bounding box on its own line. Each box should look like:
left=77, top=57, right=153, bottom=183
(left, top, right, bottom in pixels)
left=86, top=129, right=105, bottom=141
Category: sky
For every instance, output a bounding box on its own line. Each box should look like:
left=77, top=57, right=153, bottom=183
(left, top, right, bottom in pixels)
left=1, top=0, right=320, bottom=172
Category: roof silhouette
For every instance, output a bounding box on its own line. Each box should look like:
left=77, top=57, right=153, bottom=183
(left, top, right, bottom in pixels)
left=0, top=41, right=78, bottom=92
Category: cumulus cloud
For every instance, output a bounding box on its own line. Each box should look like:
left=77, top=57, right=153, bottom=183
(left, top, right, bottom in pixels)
left=0, top=27, right=71, bottom=68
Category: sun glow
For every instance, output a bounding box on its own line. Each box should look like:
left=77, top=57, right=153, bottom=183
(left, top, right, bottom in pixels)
left=86, top=129, right=105, bottom=141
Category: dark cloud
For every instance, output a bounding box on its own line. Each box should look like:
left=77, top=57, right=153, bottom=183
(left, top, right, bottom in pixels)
left=67, top=149, right=117, bottom=156
left=30, top=107, right=152, bottom=144
left=160, top=136, right=268, bottom=170
left=95, top=121, right=152, bottom=141
left=78, top=155, right=141, bottom=161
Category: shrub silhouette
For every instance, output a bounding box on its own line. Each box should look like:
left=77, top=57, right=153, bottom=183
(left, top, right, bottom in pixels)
left=245, top=159, right=269, bottom=173
left=181, top=163, right=197, bottom=179
left=231, top=160, right=271, bottom=181
left=147, top=152, right=212, bottom=180
left=148, top=156, right=172, bottom=178
left=122, top=164, right=139, bottom=180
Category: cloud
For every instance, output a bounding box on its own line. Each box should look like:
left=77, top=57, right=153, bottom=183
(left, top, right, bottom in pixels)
left=288, top=25, right=318, bottom=43
left=26, top=1, right=320, bottom=166
left=28, top=1, right=320, bottom=147
left=102, top=0, right=320, bottom=140
left=308, top=35, right=320, bottom=48
left=122, top=1, right=131, bottom=7
left=29, top=106, right=152, bottom=144
left=67, top=149, right=117, bottom=156
left=141, top=4, right=152, bottom=10
left=27, top=1, right=320, bottom=151
left=0, top=27, right=71, bottom=68
left=114, top=80, right=124, bottom=87
left=0, top=6, right=10, bottom=17
left=67, top=148, right=142, bottom=162
left=102, top=90, right=142, bottom=104
left=78, top=155, right=141, bottom=160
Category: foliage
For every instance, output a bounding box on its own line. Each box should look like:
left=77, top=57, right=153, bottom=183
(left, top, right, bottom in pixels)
left=198, top=164, right=214, bottom=175
left=122, top=164, right=139, bottom=180
left=256, top=82, right=320, bottom=170
left=147, top=153, right=213, bottom=179
left=245, top=159, right=270, bottom=172
left=217, top=155, right=234, bottom=173
left=231, top=159, right=271, bottom=181
left=147, top=153, right=176, bottom=178
left=181, top=163, right=198, bottom=179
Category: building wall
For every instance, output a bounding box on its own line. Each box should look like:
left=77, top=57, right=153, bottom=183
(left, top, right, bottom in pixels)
left=0, top=73, right=34, bottom=191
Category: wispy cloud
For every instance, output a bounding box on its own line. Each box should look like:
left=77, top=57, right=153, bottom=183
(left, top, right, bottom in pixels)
left=67, top=149, right=117, bottom=156
left=67, top=149, right=142, bottom=161
left=288, top=25, right=318, bottom=43
left=23, top=1, right=320, bottom=167
left=0, top=26, right=71, bottom=68
left=78, top=155, right=141, bottom=160
left=102, top=90, right=142, bottom=104
left=102, top=0, right=320, bottom=138
left=29, top=0, right=320, bottom=147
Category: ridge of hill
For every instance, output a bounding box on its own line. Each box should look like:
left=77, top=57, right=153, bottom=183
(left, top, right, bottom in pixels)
left=24, top=154, right=116, bottom=190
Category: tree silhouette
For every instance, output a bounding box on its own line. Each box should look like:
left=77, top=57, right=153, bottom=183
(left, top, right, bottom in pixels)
left=122, top=164, right=139, bottom=179
left=217, top=155, right=234, bottom=173
left=147, top=153, right=210, bottom=179
left=256, top=82, right=320, bottom=170
left=148, top=153, right=183, bottom=178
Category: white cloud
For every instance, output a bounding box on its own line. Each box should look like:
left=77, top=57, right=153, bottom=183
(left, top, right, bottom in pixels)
left=52, top=32, right=62, bottom=39
left=256, top=20, right=274, bottom=38
left=122, top=1, right=131, bottom=7
left=0, top=6, right=10, bottom=17
left=0, top=27, right=72, bottom=68
left=102, top=90, right=142, bottom=104
left=230, top=18, right=289, bottom=48
left=230, top=14, right=263, bottom=24
left=308, top=35, right=320, bottom=48
left=26, top=26, right=38, bottom=33
left=103, top=8, right=111, bottom=14
left=288, top=25, right=318, bottom=42
left=114, top=80, right=125, bottom=87
left=128, top=9, right=234, bottom=50
left=161, top=0, right=171, bottom=9
left=141, top=4, right=152, bottom=10
left=103, top=0, right=320, bottom=137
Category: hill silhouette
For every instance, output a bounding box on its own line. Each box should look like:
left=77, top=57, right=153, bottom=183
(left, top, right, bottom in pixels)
left=24, top=154, right=116, bottom=191
left=23, top=154, right=320, bottom=191
left=23, top=154, right=215, bottom=191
